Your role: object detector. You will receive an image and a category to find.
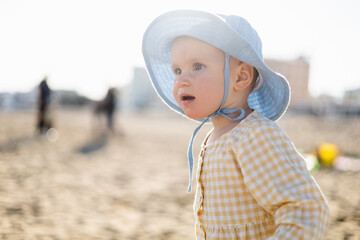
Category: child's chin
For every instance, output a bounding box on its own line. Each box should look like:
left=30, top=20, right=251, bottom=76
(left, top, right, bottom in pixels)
left=185, top=113, right=208, bottom=120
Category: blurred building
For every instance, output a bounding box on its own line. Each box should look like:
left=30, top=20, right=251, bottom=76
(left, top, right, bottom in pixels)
left=340, top=88, right=360, bottom=116
left=265, top=57, right=310, bottom=107
left=121, top=67, right=166, bottom=112
left=0, top=89, right=90, bottom=110
left=55, top=90, right=90, bottom=107
left=0, top=90, right=37, bottom=110
left=343, top=88, right=360, bottom=106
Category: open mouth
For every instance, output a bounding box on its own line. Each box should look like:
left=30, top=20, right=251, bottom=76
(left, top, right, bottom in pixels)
left=182, top=95, right=195, bottom=101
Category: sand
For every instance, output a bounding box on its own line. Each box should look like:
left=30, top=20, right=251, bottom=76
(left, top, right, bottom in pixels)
left=0, top=108, right=359, bottom=240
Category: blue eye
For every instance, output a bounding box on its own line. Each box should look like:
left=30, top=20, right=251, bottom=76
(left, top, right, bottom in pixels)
left=174, top=68, right=182, bottom=75
left=193, top=63, right=205, bottom=71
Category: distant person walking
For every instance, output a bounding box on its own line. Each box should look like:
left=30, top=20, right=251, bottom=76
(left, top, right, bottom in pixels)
left=94, top=87, right=117, bottom=132
left=37, top=76, right=52, bottom=134
left=104, top=87, right=116, bottom=132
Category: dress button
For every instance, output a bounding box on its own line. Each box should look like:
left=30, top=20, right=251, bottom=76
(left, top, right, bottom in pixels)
left=198, top=206, right=202, bottom=216
left=200, top=149, right=205, bottom=158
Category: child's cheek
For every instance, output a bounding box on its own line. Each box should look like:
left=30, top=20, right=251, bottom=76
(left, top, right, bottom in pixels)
left=172, top=84, right=180, bottom=106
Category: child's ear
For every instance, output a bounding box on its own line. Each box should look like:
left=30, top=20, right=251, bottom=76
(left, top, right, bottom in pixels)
left=233, top=62, right=254, bottom=92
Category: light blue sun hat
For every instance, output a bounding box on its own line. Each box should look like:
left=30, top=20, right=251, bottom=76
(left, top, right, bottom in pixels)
left=142, top=10, right=290, bottom=191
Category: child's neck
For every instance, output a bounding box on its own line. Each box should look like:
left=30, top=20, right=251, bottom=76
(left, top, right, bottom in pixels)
left=208, top=106, right=253, bottom=144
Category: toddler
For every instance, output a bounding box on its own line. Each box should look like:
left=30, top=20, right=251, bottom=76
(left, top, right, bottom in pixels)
left=142, top=10, right=329, bottom=239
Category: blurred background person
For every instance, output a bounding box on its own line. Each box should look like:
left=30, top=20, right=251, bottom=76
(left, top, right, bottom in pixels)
left=37, top=76, right=53, bottom=134
left=93, top=87, right=117, bottom=133
left=104, top=87, right=117, bottom=132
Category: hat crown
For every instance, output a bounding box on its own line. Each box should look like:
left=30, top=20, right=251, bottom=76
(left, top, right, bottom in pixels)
left=218, top=14, right=263, bottom=61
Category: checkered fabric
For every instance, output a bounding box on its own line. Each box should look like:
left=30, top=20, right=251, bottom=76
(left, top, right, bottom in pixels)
left=194, top=111, right=330, bottom=239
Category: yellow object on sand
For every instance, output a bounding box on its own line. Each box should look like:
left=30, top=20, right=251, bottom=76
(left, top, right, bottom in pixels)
left=317, top=143, right=339, bottom=167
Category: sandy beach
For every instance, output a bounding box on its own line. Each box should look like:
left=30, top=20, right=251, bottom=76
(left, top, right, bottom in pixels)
left=0, top=109, right=359, bottom=239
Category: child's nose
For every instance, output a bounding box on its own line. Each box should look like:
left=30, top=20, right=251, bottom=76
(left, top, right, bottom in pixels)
left=175, top=74, right=191, bottom=88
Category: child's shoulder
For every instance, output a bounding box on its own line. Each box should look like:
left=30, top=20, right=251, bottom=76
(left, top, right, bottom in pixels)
left=230, top=111, right=288, bottom=142
left=238, top=111, right=280, bottom=132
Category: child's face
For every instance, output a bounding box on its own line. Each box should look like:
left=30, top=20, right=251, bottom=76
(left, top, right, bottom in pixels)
left=171, top=36, right=225, bottom=120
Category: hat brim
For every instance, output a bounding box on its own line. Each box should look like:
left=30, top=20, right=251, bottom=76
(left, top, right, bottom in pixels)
left=142, top=10, right=290, bottom=121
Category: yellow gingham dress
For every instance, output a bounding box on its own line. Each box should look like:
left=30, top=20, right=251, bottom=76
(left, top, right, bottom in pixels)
left=194, top=111, right=329, bottom=239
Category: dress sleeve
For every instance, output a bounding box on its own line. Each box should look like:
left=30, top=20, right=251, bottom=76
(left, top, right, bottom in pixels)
left=236, top=123, right=330, bottom=239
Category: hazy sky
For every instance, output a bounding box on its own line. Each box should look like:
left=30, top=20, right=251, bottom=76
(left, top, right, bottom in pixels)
left=0, top=0, right=359, bottom=100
